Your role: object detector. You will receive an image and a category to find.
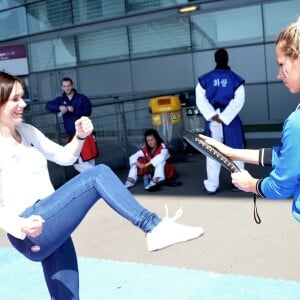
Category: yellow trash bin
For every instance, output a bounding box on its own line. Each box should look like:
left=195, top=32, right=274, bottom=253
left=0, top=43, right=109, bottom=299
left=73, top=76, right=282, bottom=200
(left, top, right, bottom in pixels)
left=149, top=95, right=183, bottom=153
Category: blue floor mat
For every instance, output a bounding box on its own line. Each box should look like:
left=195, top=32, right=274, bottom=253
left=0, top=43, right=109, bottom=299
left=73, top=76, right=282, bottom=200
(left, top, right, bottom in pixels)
left=1, top=247, right=299, bottom=300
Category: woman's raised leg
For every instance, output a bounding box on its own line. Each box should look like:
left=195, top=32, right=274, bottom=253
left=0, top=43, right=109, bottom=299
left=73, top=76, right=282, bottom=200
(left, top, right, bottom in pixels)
left=9, top=164, right=203, bottom=261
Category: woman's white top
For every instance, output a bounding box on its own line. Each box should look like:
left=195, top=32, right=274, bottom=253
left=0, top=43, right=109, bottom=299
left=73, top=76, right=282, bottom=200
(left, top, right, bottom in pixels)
left=0, top=123, right=77, bottom=239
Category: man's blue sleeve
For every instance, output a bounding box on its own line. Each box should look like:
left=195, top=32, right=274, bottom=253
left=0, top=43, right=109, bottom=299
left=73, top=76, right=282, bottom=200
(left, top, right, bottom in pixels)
left=45, top=97, right=62, bottom=112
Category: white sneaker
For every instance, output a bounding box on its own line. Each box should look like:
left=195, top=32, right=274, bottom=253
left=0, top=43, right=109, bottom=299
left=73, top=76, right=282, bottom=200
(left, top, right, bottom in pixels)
left=144, top=180, right=157, bottom=190
left=125, top=180, right=135, bottom=189
left=146, top=205, right=204, bottom=251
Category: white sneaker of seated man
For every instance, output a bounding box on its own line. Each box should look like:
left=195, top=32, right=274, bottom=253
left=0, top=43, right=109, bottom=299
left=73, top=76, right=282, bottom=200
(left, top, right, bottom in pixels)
left=147, top=205, right=204, bottom=251
left=144, top=178, right=164, bottom=191
left=125, top=180, right=135, bottom=189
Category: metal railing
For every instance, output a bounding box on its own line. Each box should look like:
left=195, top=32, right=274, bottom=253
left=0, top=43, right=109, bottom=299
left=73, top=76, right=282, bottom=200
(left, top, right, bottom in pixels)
left=24, top=91, right=196, bottom=187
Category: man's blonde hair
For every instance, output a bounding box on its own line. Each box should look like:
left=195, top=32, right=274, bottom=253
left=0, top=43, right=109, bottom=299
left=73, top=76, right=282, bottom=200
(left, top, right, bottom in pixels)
left=276, top=16, right=300, bottom=60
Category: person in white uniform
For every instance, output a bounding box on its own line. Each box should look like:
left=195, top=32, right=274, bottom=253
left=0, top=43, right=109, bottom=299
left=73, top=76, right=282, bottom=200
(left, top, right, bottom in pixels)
left=125, top=128, right=177, bottom=191
left=196, top=48, right=245, bottom=193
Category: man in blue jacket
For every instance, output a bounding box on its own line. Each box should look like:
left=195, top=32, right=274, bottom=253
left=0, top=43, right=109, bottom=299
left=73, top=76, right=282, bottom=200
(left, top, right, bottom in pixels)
left=46, top=77, right=97, bottom=172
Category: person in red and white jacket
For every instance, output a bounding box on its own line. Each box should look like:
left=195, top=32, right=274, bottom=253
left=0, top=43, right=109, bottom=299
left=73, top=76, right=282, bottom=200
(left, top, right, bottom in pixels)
left=125, top=129, right=176, bottom=190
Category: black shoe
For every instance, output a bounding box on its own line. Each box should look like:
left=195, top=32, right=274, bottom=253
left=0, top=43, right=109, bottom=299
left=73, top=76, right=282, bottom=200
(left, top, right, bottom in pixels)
left=164, top=180, right=182, bottom=187
left=146, top=184, right=161, bottom=192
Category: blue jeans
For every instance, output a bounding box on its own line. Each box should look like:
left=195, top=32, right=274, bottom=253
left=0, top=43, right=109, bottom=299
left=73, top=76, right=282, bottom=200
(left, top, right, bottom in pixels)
left=8, top=164, right=160, bottom=299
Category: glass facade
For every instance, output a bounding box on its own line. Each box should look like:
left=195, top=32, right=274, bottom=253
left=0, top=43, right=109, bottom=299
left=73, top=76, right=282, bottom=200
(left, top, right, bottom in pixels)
left=77, top=28, right=129, bottom=64
left=0, top=6, right=27, bottom=40
left=263, top=0, right=300, bottom=41
left=27, top=0, right=73, bottom=34
left=129, top=17, right=191, bottom=58
left=28, top=37, right=76, bottom=72
left=126, top=0, right=187, bottom=12
left=0, top=0, right=24, bottom=10
left=1, top=0, right=299, bottom=151
left=0, top=0, right=299, bottom=72
left=73, top=0, right=126, bottom=23
left=191, top=5, right=263, bottom=50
